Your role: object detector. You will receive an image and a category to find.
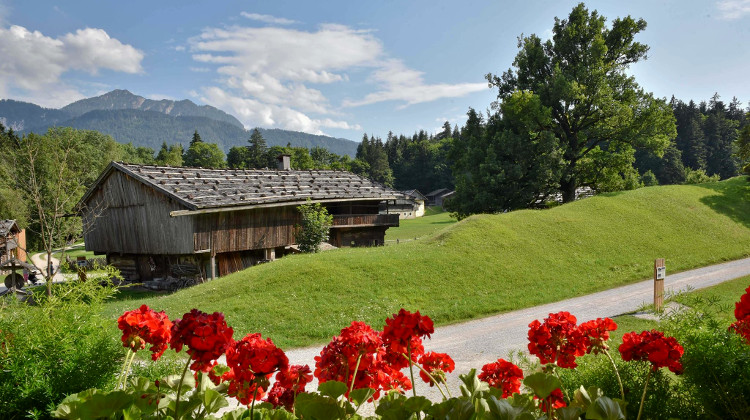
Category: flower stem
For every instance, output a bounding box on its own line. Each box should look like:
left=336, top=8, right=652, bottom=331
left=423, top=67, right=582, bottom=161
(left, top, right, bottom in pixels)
left=174, top=358, right=191, bottom=418
left=348, top=353, right=364, bottom=402
left=603, top=349, right=625, bottom=400
left=403, top=354, right=448, bottom=401
left=407, top=342, right=421, bottom=420
left=636, top=368, right=653, bottom=420
left=250, top=386, right=259, bottom=419
left=117, top=350, right=135, bottom=389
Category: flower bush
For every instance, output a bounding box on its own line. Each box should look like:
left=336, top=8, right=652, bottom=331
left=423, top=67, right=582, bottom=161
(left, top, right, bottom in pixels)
left=53, top=286, right=750, bottom=420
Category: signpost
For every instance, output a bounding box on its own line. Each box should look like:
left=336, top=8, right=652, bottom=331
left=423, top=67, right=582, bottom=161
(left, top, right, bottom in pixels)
left=654, top=258, right=665, bottom=311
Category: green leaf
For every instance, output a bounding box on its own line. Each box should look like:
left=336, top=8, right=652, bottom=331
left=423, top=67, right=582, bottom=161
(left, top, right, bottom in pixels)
left=522, top=372, right=561, bottom=399
left=374, top=392, right=412, bottom=420
left=426, top=397, right=475, bottom=420
left=221, top=407, right=251, bottom=420
left=349, top=387, right=376, bottom=407
left=203, top=388, right=229, bottom=414
left=317, top=380, right=348, bottom=400
left=555, top=406, right=582, bottom=420
left=122, top=404, right=143, bottom=420
left=51, top=389, right=134, bottom=419
left=486, top=396, right=526, bottom=420
left=294, top=392, right=347, bottom=420
left=404, top=396, right=431, bottom=413
left=586, top=396, right=625, bottom=420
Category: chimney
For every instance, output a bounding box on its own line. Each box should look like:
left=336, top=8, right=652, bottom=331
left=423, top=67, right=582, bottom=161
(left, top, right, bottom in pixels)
left=277, top=154, right=291, bottom=170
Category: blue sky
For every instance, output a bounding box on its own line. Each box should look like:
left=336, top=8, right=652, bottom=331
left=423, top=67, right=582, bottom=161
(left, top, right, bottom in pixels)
left=1, top=1, right=749, bottom=141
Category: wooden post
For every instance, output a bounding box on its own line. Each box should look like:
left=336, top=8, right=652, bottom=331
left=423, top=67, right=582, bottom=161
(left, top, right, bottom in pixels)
left=654, top=258, right=665, bottom=311
left=209, top=232, right=215, bottom=280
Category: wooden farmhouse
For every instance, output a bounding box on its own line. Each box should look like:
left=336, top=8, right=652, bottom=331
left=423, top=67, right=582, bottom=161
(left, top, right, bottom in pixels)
left=79, top=159, right=400, bottom=282
left=0, top=219, right=26, bottom=266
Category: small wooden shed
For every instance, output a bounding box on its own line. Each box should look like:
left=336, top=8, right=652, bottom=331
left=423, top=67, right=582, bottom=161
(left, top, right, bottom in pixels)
left=79, top=161, right=400, bottom=282
left=0, top=220, right=26, bottom=266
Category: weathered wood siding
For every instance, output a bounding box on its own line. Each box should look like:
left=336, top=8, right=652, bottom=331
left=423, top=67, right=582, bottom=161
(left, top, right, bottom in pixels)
left=193, top=207, right=299, bottom=253
left=82, top=171, right=194, bottom=255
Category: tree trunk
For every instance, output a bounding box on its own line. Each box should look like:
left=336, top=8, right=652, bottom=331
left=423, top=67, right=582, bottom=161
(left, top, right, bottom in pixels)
left=46, top=250, right=53, bottom=296
left=560, top=177, right=577, bottom=203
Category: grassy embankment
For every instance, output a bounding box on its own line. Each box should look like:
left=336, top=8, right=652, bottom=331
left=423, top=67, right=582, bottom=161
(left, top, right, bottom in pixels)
left=385, top=207, right=457, bottom=241
left=102, top=178, right=750, bottom=349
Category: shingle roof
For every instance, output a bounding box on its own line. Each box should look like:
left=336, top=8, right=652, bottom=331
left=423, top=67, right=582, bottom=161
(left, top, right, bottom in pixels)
left=401, top=189, right=427, bottom=201
left=85, top=162, right=400, bottom=211
left=0, top=220, right=18, bottom=237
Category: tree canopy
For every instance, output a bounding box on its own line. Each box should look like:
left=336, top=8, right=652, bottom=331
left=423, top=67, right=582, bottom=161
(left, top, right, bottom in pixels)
left=486, top=3, right=676, bottom=203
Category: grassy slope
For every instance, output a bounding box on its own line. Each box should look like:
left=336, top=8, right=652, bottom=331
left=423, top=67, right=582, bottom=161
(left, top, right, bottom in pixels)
left=102, top=178, right=750, bottom=348
left=385, top=208, right=457, bottom=241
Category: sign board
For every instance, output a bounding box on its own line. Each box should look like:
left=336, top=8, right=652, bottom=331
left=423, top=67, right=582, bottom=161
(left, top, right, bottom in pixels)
left=656, top=266, right=666, bottom=280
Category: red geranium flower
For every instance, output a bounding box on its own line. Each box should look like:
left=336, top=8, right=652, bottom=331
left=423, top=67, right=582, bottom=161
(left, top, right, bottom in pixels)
left=265, top=364, right=312, bottom=411
left=418, top=352, right=455, bottom=386
left=579, top=317, right=618, bottom=355
left=382, top=309, right=433, bottom=369
left=478, top=358, right=524, bottom=398
left=170, top=309, right=234, bottom=372
left=224, top=333, right=288, bottom=405
left=535, top=388, right=566, bottom=412
left=527, top=312, right=587, bottom=368
left=730, top=286, right=750, bottom=343
left=619, top=330, right=684, bottom=374
left=117, top=305, right=173, bottom=360
left=314, top=322, right=382, bottom=385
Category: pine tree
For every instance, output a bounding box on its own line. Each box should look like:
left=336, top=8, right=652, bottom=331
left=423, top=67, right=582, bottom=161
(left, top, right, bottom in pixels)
left=247, top=128, right=268, bottom=168
left=190, top=130, right=202, bottom=146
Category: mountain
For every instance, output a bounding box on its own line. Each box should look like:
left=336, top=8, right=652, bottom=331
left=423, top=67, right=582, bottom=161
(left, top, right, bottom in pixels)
left=0, top=91, right=359, bottom=157
left=0, top=100, right=71, bottom=131
left=61, top=89, right=245, bottom=128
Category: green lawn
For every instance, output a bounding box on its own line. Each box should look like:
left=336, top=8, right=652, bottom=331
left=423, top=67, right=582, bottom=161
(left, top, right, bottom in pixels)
left=102, top=178, right=750, bottom=349
left=672, top=274, right=750, bottom=325
left=53, top=243, right=97, bottom=260
left=385, top=208, right=458, bottom=241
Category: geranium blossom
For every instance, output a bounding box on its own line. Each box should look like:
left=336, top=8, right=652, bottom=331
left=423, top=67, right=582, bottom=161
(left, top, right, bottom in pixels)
left=730, top=285, right=750, bottom=343
left=536, top=388, right=566, bottom=412
left=265, top=364, right=312, bottom=411
left=117, top=305, right=173, bottom=360
left=478, top=358, right=523, bottom=398
left=170, top=309, right=234, bottom=372
left=579, top=317, right=618, bottom=354
left=419, top=352, right=455, bottom=386
left=225, top=333, right=289, bottom=404
left=527, top=311, right=587, bottom=368
left=619, top=330, right=684, bottom=374
left=382, top=309, right=433, bottom=368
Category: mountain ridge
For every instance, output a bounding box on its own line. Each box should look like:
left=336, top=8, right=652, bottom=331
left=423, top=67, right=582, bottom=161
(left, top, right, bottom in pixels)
left=0, top=91, right=359, bottom=156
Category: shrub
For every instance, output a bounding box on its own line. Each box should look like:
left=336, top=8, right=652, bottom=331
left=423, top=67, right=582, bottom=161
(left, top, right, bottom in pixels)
left=295, top=200, right=333, bottom=253
left=0, top=280, right=122, bottom=419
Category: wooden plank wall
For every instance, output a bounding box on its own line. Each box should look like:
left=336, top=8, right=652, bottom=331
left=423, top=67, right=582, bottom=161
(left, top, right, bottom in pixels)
left=82, top=171, right=195, bottom=255
left=193, top=206, right=300, bottom=253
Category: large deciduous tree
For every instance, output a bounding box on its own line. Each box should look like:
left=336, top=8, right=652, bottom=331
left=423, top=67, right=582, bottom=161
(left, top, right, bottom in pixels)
left=487, top=3, right=676, bottom=202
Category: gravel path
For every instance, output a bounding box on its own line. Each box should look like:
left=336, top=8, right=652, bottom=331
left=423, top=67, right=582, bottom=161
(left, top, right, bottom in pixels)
left=279, top=257, right=750, bottom=405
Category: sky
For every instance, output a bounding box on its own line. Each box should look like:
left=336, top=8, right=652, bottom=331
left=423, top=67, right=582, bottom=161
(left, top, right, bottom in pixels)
left=1, top=0, right=749, bottom=141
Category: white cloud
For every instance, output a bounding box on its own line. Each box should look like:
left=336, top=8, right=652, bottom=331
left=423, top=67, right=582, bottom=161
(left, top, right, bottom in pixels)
left=343, top=59, right=486, bottom=108
left=240, top=12, right=297, bottom=25
left=200, top=86, right=360, bottom=134
left=189, top=66, right=211, bottom=73
left=189, top=21, right=484, bottom=135
left=717, top=0, right=750, bottom=19
left=146, top=93, right=176, bottom=101
left=174, top=45, right=186, bottom=51
left=0, top=24, right=143, bottom=107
